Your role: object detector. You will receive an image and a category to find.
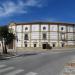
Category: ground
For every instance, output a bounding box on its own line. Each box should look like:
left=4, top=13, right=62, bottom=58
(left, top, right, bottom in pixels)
left=0, top=48, right=75, bottom=75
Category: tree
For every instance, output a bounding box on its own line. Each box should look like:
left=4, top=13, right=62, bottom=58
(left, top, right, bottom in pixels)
left=0, top=26, right=15, bottom=54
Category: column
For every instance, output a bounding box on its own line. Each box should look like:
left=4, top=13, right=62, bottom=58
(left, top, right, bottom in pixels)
left=66, top=25, right=68, bottom=46
left=73, top=25, right=75, bottom=45
left=30, top=24, right=32, bottom=47
left=21, top=25, right=23, bottom=48
left=48, top=24, right=50, bottom=44
left=57, top=24, right=60, bottom=47
left=39, top=24, right=41, bottom=47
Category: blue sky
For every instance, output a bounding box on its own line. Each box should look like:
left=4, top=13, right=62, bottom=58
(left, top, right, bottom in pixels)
left=0, top=0, right=75, bottom=25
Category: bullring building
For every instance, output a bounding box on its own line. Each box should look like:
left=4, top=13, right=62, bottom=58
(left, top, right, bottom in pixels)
left=7, top=22, right=75, bottom=50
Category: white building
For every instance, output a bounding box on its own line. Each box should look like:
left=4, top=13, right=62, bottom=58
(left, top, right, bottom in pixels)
left=3, top=22, right=75, bottom=50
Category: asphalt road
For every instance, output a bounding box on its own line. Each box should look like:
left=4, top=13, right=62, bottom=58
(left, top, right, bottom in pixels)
left=0, top=49, right=75, bottom=75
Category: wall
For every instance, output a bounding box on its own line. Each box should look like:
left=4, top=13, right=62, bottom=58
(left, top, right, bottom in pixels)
left=9, top=23, right=75, bottom=49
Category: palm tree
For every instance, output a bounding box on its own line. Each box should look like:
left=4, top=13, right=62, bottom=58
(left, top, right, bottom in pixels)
left=0, top=26, right=15, bottom=54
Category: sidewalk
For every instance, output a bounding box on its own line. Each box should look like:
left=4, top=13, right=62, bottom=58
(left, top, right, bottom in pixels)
left=0, top=47, right=75, bottom=60
left=6, top=47, right=75, bottom=58
left=0, top=52, right=16, bottom=60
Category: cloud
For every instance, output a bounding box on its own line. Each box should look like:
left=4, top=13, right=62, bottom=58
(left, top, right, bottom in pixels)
left=25, top=0, right=40, bottom=6
left=0, top=0, right=43, bottom=17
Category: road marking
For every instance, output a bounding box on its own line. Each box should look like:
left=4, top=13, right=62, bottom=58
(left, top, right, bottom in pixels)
left=0, top=67, right=14, bottom=73
left=5, top=69, right=24, bottom=75
left=0, top=65, right=6, bottom=68
left=25, top=72, right=38, bottom=75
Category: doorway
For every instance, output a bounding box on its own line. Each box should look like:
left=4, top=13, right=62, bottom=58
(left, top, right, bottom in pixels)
left=61, top=43, right=65, bottom=47
left=34, top=44, right=36, bottom=47
left=42, top=44, right=46, bottom=49
left=53, top=43, right=55, bottom=47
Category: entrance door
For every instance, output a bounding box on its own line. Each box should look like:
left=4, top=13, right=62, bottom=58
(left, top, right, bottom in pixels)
left=42, top=44, right=46, bottom=49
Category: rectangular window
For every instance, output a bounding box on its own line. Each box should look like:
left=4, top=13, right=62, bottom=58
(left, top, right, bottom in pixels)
left=34, top=44, right=36, bottom=47
left=61, top=27, right=63, bottom=30
left=43, top=33, right=46, bottom=40
left=25, top=44, right=27, bottom=47
left=24, top=34, right=28, bottom=40
left=53, top=43, right=55, bottom=47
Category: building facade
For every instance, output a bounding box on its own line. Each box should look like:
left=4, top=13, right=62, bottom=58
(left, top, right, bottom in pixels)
left=6, top=22, right=75, bottom=50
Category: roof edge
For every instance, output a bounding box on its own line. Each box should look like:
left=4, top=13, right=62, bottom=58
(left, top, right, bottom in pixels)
left=9, top=21, right=75, bottom=25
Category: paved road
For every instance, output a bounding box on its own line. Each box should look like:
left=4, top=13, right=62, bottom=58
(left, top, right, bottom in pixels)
left=0, top=49, right=75, bottom=75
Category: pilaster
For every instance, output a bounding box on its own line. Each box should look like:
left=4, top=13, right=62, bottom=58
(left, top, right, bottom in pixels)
left=57, top=24, right=60, bottom=47
left=39, top=24, right=41, bottom=47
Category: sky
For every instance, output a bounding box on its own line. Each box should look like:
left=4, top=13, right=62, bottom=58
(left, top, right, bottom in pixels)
left=0, top=0, right=75, bottom=25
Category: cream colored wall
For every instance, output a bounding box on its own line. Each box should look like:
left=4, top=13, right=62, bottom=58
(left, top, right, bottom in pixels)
left=16, top=25, right=22, bottom=32
left=31, top=32, right=39, bottom=40
left=32, top=24, right=39, bottom=31
left=9, top=23, right=75, bottom=49
left=68, top=26, right=73, bottom=32
left=50, top=25, right=58, bottom=31
left=68, top=41, right=74, bottom=45
left=50, top=32, right=58, bottom=40
left=68, top=33, right=73, bottom=40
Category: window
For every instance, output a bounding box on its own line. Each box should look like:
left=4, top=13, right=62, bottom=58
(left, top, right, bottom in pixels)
left=61, top=27, right=63, bottom=30
left=53, top=43, right=55, bottom=47
left=43, top=33, right=46, bottom=40
left=24, top=34, right=28, bottom=40
left=25, top=27, right=28, bottom=30
left=25, top=44, right=27, bottom=47
left=34, top=44, right=36, bottom=47
left=43, top=27, right=46, bottom=30
left=52, top=27, right=54, bottom=30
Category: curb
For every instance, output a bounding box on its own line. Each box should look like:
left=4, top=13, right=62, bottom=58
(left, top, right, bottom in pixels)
left=0, top=52, right=39, bottom=60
